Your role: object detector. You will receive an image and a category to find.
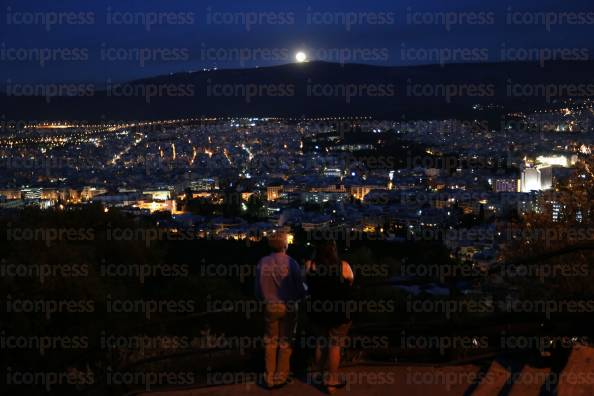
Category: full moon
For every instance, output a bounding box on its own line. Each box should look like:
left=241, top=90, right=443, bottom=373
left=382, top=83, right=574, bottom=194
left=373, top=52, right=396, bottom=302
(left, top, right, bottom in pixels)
left=295, top=51, right=307, bottom=63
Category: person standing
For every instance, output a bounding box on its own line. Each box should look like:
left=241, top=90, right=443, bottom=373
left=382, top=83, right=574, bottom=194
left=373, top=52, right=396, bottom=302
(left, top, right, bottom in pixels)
left=255, top=232, right=306, bottom=389
left=306, top=240, right=354, bottom=394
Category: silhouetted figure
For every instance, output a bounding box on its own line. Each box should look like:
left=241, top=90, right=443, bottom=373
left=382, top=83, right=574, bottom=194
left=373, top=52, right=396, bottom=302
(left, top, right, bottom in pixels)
left=306, top=240, right=354, bottom=394
left=255, top=233, right=306, bottom=389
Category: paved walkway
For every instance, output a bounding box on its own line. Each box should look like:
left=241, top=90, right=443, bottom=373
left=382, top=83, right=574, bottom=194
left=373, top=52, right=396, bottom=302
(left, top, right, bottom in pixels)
left=142, top=364, right=481, bottom=396
left=138, top=346, right=594, bottom=396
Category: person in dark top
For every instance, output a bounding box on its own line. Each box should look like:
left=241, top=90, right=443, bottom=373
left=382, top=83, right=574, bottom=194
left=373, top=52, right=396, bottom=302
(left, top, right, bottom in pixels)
left=305, top=240, right=354, bottom=394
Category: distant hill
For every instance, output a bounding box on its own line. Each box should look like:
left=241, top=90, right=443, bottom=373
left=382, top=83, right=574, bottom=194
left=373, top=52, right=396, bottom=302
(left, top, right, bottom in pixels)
left=2, top=60, right=594, bottom=121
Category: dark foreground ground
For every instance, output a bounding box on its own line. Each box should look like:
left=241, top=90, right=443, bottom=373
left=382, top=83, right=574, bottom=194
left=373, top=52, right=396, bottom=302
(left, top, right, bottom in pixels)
left=136, top=346, right=594, bottom=396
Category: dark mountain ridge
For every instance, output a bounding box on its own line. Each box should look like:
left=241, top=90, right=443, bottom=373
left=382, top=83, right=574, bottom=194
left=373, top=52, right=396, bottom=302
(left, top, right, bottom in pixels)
left=2, top=60, right=593, bottom=122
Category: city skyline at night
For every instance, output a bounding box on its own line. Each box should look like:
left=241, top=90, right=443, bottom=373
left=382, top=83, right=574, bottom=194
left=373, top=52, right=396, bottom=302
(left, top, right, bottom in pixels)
left=2, top=1, right=594, bottom=395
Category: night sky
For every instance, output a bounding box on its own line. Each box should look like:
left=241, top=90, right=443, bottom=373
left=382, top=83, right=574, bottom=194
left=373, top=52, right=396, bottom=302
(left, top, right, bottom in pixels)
left=1, top=0, right=593, bottom=84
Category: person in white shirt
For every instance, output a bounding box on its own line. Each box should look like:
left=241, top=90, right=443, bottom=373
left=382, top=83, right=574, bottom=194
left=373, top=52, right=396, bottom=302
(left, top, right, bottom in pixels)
left=255, top=233, right=306, bottom=389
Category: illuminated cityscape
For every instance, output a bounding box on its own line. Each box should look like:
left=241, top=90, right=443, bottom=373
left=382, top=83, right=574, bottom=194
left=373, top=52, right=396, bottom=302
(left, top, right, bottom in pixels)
left=1, top=100, right=594, bottom=264
left=3, top=1, right=594, bottom=396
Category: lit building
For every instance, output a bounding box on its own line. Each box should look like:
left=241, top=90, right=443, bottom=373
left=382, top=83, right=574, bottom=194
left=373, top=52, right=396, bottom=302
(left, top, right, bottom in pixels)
left=190, top=178, right=219, bottom=191
left=552, top=202, right=562, bottom=222
left=142, top=189, right=172, bottom=201
left=0, top=189, right=22, bottom=200
left=520, top=166, right=552, bottom=192
left=59, top=189, right=80, bottom=203
left=301, top=191, right=348, bottom=204
left=539, top=166, right=553, bottom=190
left=349, top=184, right=386, bottom=200
left=521, top=168, right=540, bottom=192
left=536, top=154, right=577, bottom=168
left=136, top=199, right=180, bottom=214
left=41, top=189, right=60, bottom=201
left=267, top=185, right=282, bottom=201
left=323, top=168, right=343, bottom=177
left=494, top=178, right=519, bottom=193
left=21, top=188, right=42, bottom=200
left=81, top=186, right=108, bottom=201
